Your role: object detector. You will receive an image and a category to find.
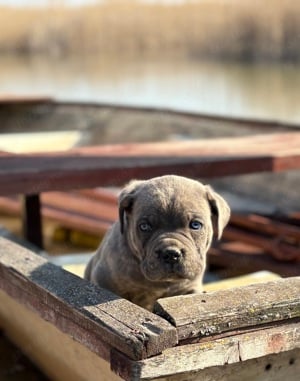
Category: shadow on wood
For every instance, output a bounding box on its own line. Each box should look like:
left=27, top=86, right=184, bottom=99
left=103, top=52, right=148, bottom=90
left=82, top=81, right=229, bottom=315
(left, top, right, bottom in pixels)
left=0, top=237, right=299, bottom=380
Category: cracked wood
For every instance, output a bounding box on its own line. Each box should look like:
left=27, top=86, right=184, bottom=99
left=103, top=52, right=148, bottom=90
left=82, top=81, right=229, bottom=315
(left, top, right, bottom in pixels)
left=0, top=237, right=177, bottom=361
left=154, top=277, right=300, bottom=342
left=112, top=323, right=300, bottom=380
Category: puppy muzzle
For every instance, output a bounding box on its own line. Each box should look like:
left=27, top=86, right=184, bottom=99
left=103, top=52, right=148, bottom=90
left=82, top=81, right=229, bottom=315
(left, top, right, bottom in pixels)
left=141, top=233, right=202, bottom=282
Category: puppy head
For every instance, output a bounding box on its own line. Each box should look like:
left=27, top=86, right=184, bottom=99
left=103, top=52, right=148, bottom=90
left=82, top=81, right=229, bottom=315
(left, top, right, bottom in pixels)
left=119, top=175, right=230, bottom=283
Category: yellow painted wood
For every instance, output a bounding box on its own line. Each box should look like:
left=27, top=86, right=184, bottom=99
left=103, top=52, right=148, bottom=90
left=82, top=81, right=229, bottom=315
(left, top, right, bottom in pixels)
left=0, top=290, right=122, bottom=381
left=0, top=131, right=81, bottom=153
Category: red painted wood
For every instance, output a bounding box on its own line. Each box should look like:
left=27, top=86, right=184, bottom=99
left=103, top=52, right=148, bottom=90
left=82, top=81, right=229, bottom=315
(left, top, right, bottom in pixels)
left=1, top=132, right=300, bottom=197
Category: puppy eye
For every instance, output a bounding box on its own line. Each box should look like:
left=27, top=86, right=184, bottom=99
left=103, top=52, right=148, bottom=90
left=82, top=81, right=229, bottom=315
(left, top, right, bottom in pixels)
left=139, top=222, right=152, bottom=232
left=189, top=220, right=203, bottom=230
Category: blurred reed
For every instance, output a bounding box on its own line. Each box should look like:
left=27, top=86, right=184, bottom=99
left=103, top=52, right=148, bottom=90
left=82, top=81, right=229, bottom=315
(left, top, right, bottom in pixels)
left=0, top=0, right=299, bottom=61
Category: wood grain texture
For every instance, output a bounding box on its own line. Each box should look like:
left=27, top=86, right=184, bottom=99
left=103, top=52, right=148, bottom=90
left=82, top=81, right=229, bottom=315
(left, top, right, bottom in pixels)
left=0, top=237, right=177, bottom=360
left=154, top=277, right=300, bottom=341
left=148, top=349, right=300, bottom=381
left=112, top=324, right=300, bottom=380
left=0, top=236, right=299, bottom=380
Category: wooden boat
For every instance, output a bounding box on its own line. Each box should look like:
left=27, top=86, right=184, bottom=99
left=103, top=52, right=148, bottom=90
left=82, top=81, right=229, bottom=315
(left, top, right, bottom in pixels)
left=0, top=96, right=299, bottom=380
left=1, top=96, right=299, bottom=147
left=0, top=97, right=299, bottom=276
left=0, top=238, right=299, bottom=381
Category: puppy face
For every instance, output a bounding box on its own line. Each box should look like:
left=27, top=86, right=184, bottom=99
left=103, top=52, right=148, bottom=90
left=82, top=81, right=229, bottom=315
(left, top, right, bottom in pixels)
left=119, top=175, right=230, bottom=284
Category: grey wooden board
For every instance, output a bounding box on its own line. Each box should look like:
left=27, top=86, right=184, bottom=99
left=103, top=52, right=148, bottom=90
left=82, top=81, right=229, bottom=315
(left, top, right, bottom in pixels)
left=0, top=237, right=177, bottom=360
left=154, top=277, right=300, bottom=341
left=149, top=349, right=300, bottom=381
left=112, top=323, right=300, bottom=380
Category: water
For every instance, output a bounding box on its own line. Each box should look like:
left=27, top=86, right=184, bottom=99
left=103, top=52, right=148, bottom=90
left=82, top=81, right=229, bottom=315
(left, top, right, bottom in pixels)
left=1, top=54, right=300, bottom=123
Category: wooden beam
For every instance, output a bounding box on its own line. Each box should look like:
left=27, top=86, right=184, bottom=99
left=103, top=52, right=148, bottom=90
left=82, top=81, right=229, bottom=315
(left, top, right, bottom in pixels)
left=0, top=132, right=300, bottom=196
left=112, top=326, right=300, bottom=380
left=0, top=237, right=299, bottom=381
left=1, top=288, right=299, bottom=381
left=0, top=156, right=272, bottom=196
left=230, top=213, right=300, bottom=241
left=0, top=194, right=114, bottom=236
left=154, top=277, right=300, bottom=342
left=223, top=226, right=300, bottom=261
left=0, top=237, right=177, bottom=361
left=41, top=192, right=118, bottom=222
left=208, top=244, right=300, bottom=278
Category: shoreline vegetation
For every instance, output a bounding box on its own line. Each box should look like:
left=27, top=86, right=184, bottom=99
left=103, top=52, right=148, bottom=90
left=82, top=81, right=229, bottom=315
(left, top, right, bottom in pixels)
left=0, top=0, right=299, bottom=61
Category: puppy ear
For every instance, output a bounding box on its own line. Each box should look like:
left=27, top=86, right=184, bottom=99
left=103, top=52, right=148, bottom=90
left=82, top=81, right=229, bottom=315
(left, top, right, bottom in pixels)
left=205, top=186, right=231, bottom=239
left=119, top=180, right=144, bottom=234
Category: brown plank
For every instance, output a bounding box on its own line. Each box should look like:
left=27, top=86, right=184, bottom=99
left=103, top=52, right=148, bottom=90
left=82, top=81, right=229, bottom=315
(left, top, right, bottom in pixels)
left=41, top=192, right=118, bottom=222
left=269, top=213, right=300, bottom=227
left=0, top=132, right=300, bottom=196
left=154, top=277, right=300, bottom=342
left=0, top=193, right=116, bottom=235
left=0, top=155, right=273, bottom=196
left=208, top=244, right=300, bottom=278
left=0, top=237, right=177, bottom=360
left=223, top=226, right=300, bottom=262
left=78, top=188, right=118, bottom=204
left=230, top=213, right=300, bottom=241
left=112, top=325, right=300, bottom=380
left=43, top=206, right=112, bottom=235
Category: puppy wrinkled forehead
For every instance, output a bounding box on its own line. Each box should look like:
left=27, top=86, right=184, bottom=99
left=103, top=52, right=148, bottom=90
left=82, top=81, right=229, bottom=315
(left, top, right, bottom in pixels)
left=135, top=176, right=209, bottom=214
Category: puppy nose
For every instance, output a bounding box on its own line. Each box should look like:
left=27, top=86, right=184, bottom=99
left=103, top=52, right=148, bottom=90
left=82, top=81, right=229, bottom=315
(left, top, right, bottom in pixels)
left=161, top=249, right=182, bottom=264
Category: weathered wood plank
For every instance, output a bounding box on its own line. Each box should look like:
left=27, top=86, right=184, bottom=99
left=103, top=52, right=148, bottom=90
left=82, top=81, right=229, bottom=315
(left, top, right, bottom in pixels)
left=0, top=156, right=272, bottom=196
left=223, top=226, right=300, bottom=261
left=230, top=213, right=300, bottom=241
left=41, top=191, right=118, bottom=222
left=0, top=195, right=113, bottom=235
left=208, top=244, right=300, bottom=278
left=0, top=132, right=300, bottom=196
left=148, top=349, right=300, bottom=381
left=0, top=237, right=177, bottom=360
left=112, top=324, right=300, bottom=380
left=154, top=277, right=300, bottom=342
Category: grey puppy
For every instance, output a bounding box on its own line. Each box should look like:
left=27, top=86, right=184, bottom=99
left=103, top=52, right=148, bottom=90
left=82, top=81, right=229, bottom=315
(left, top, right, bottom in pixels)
left=84, top=175, right=230, bottom=310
